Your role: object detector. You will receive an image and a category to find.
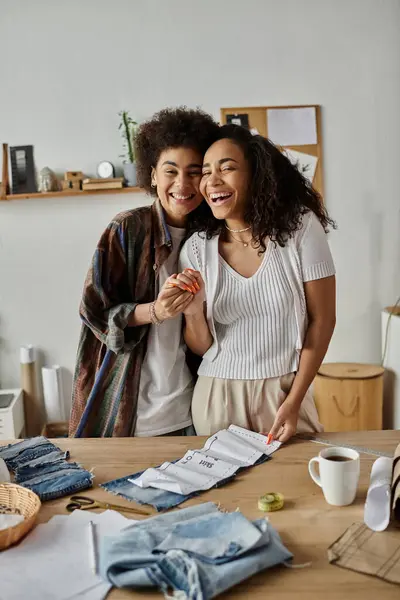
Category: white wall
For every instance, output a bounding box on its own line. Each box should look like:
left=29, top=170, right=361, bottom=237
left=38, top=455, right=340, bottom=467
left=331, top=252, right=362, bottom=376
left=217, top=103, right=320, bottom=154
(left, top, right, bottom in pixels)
left=1, top=0, right=400, bottom=404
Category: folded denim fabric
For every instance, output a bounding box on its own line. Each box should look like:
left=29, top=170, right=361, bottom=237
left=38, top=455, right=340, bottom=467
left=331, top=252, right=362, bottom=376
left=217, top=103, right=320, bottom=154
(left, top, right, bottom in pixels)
left=99, top=502, right=292, bottom=599
left=15, top=449, right=70, bottom=473
left=102, top=454, right=269, bottom=511
left=15, top=460, right=83, bottom=482
left=15, top=461, right=93, bottom=501
left=0, top=437, right=60, bottom=470
left=0, top=436, right=93, bottom=501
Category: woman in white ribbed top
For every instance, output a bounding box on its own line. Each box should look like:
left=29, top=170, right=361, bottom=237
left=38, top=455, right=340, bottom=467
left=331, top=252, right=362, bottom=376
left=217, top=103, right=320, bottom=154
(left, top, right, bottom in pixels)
left=176, top=125, right=336, bottom=442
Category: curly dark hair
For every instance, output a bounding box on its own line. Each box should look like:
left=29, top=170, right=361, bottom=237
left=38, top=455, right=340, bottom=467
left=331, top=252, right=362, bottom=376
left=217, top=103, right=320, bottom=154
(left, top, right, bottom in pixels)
left=134, top=106, right=219, bottom=195
left=187, top=124, right=336, bottom=250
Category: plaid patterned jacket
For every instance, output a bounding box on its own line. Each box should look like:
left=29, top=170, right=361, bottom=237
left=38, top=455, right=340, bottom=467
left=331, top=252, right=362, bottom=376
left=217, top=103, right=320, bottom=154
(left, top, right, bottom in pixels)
left=69, top=200, right=197, bottom=437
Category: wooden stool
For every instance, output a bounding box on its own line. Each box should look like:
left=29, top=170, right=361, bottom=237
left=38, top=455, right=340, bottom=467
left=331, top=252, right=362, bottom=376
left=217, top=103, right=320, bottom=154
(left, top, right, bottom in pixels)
left=313, top=363, right=384, bottom=432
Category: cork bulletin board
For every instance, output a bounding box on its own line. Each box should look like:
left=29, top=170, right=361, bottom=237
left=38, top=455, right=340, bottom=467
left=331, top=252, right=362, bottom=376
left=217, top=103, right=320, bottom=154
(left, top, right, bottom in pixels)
left=220, top=104, right=324, bottom=198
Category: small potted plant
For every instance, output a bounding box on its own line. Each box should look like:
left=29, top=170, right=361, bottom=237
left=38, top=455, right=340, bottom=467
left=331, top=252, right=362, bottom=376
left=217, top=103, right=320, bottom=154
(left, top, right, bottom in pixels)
left=119, top=110, right=138, bottom=187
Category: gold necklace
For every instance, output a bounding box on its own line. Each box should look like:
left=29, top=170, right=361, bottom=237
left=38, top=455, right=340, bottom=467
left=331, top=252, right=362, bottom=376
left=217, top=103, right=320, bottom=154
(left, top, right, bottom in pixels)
left=227, top=230, right=253, bottom=248
left=225, top=224, right=251, bottom=233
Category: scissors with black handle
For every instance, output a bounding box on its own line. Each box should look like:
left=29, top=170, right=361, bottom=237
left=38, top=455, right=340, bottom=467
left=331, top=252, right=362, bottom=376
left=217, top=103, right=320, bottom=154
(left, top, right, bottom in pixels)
left=66, top=495, right=151, bottom=516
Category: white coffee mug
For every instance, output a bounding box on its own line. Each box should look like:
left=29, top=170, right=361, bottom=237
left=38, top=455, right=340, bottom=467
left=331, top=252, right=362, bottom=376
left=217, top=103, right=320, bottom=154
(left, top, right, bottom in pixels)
left=308, top=446, right=360, bottom=506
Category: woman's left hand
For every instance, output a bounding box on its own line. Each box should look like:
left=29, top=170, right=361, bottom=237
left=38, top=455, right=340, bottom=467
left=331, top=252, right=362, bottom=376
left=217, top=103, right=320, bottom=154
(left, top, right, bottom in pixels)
left=177, top=269, right=205, bottom=317
left=267, top=396, right=301, bottom=443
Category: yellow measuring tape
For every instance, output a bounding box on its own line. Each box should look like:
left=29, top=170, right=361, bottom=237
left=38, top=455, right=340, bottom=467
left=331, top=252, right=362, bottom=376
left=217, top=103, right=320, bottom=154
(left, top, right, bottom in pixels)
left=258, top=492, right=284, bottom=512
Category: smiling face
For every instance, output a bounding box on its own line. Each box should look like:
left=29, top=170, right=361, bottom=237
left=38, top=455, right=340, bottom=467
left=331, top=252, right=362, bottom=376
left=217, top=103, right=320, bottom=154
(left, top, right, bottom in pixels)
left=200, top=138, right=251, bottom=223
left=151, top=147, right=203, bottom=227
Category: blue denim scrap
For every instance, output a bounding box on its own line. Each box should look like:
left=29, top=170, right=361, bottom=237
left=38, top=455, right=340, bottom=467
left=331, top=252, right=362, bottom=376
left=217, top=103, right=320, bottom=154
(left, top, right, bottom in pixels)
left=101, top=454, right=270, bottom=511
left=15, top=462, right=94, bottom=501
left=15, top=449, right=70, bottom=472
left=0, top=436, right=93, bottom=501
left=0, top=436, right=60, bottom=470
left=99, top=501, right=293, bottom=599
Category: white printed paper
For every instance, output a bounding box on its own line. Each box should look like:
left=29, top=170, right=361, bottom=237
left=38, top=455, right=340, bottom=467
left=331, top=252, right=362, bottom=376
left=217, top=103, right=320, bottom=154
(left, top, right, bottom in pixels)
left=283, top=148, right=318, bottom=183
left=228, top=425, right=282, bottom=455
left=267, top=107, right=317, bottom=146
left=0, top=509, right=132, bottom=600
left=133, top=451, right=239, bottom=495
left=180, top=450, right=238, bottom=479
left=203, top=429, right=262, bottom=466
left=131, top=425, right=281, bottom=495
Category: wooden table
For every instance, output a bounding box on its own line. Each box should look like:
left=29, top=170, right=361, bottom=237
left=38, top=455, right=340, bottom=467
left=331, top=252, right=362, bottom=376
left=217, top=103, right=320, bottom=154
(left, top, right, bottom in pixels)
left=33, top=431, right=400, bottom=598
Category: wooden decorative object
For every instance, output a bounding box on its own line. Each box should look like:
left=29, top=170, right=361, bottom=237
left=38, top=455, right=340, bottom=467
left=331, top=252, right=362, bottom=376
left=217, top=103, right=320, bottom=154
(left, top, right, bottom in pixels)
left=61, top=180, right=72, bottom=190
left=0, top=483, right=41, bottom=550
left=1, top=143, right=10, bottom=200
left=65, top=171, right=83, bottom=181
left=71, top=180, right=82, bottom=191
left=63, top=171, right=83, bottom=191
left=313, top=363, right=384, bottom=432
left=82, top=180, right=123, bottom=191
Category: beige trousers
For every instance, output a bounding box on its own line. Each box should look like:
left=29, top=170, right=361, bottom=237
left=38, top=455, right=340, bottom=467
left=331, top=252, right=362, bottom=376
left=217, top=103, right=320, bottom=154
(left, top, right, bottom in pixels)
left=192, top=373, right=323, bottom=436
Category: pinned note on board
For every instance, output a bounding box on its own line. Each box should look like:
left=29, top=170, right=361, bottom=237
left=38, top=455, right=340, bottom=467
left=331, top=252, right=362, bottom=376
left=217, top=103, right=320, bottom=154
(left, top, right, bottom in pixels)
left=226, top=113, right=250, bottom=128
left=283, top=148, right=318, bottom=183
left=267, top=107, right=317, bottom=146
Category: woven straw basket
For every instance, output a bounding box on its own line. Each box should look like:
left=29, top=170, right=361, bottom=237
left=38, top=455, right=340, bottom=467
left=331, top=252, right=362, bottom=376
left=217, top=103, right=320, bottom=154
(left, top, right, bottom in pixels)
left=0, top=483, right=41, bottom=550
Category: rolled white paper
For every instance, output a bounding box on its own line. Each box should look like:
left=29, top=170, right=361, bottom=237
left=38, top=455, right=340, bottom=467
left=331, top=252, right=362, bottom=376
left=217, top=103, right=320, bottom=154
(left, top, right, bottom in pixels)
left=364, top=456, right=393, bottom=532
left=42, top=365, right=65, bottom=422
left=0, top=457, right=10, bottom=482
left=20, top=344, right=35, bottom=364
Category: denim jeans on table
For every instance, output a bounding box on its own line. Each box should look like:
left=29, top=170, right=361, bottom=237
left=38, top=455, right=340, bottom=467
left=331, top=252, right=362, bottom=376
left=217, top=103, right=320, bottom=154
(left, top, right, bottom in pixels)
left=14, top=461, right=94, bottom=501
left=15, top=449, right=70, bottom=469
left=101, top=454, right=270, bottom=511
left=99, top=501, right=293, bottom=599
left=0, top=436, right=93, bottom=501
left=0, top=437, right=61, bottom=470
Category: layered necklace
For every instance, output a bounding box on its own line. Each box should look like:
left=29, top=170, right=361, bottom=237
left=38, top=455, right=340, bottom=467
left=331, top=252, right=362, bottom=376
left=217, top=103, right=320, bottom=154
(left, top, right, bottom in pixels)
left=225, top=223, right=253, bottom=248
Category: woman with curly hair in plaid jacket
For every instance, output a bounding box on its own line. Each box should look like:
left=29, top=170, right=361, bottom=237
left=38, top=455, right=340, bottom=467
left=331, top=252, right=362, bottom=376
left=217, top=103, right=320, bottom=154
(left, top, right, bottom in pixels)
left=69, top=107, right=219, bottom=437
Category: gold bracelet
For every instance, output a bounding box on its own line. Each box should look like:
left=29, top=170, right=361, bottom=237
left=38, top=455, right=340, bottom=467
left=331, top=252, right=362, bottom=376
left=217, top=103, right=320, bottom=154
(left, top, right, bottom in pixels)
left=149, top=302, right=163, bottom=326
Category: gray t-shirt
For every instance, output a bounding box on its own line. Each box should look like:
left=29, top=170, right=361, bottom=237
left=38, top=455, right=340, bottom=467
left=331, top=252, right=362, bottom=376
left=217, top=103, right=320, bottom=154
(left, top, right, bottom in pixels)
left=135, top=225, right=193, bottom=436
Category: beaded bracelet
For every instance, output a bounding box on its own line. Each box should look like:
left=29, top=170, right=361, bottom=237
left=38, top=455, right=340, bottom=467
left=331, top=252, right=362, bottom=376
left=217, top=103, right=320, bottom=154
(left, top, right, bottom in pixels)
left=149, top=302, right=163, bottom=326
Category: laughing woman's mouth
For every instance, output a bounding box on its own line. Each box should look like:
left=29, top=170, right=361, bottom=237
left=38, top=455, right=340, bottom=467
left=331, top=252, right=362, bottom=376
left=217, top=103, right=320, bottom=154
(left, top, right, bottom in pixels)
left=170, top=192, right=195, bottom=201
left=209, top=192, right=233, bottom=205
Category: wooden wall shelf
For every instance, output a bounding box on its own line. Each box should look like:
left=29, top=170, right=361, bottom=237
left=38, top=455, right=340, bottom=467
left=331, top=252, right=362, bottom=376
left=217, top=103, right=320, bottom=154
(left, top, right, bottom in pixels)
left=1, top=187, right=142, bottom=201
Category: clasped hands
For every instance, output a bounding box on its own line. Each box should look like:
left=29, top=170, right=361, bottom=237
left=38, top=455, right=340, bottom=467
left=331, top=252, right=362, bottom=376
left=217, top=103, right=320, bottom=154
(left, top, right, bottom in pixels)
left=153, top=269, right=205, bottom=322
